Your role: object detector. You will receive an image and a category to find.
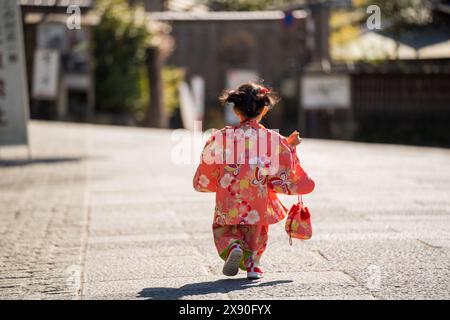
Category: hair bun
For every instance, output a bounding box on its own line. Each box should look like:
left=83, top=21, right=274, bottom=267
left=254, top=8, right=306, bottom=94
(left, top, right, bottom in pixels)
left=219, top=82, right=279, bottom=119
left=226, top=91, right=243, bottom=105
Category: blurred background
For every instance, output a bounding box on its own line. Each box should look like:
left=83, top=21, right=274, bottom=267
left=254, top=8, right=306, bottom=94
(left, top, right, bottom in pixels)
left=9, top=0, right=450, bottom=146
left=2, top=1, right=450, bottom=301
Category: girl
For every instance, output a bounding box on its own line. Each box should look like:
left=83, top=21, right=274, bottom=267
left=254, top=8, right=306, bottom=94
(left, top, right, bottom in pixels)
left=193, top=82, right=315, bottom=279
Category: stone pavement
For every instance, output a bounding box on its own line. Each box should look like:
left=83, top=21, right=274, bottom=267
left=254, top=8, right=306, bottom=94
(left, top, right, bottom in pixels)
left=0, top=120, right=449, bottom=300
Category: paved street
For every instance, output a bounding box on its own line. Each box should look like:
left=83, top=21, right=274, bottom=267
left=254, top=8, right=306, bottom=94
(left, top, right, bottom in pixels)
left=0, top=120, right=449, bottom=300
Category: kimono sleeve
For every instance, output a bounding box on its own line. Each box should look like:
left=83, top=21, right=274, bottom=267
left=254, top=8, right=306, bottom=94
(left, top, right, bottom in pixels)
left=193, top=134, right=220, bottom=193
left=267, top=136, right=315, bottom=195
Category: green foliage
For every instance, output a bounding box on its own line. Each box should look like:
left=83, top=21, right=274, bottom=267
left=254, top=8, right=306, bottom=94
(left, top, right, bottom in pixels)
left=94, top=0, right=151, bottom=113
left=355, top=0, right=432, bottom=29
left=162, top=66, right=185, bottom=116
left=331, top=0, right=433, bottom=61
left=330, top=10, right=361, bottom=46
left=207, top=0, right=299, bottom=11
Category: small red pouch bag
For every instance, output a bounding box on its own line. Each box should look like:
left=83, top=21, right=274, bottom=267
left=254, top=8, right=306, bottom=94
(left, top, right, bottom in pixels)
left=285, top=195, right=312, bottom=245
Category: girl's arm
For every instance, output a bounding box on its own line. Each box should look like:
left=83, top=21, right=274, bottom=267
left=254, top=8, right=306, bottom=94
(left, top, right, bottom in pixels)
left=193, top=137, right=219, bottom=193
left=285, top=151, right=315, bottom=194
left=267, top=138, right=315, bottom=195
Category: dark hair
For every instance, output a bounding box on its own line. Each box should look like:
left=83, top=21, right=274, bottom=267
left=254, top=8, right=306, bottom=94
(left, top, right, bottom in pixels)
left=219, top=82, right=280, bottom=119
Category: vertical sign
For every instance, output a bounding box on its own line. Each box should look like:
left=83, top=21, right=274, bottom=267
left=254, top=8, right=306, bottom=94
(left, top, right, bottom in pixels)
left=32, top=49, right=60, bottom=99
left=0, top=0, right=29, bottom=146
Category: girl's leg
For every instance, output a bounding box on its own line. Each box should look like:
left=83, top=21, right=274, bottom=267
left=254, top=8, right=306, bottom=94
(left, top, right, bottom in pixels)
left=212, top=224, right=246, bottom=270
left=241, top=224, right=269, bottom=268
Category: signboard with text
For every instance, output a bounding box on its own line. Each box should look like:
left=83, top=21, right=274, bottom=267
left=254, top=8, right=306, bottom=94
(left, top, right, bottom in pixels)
left=301, top=74, right=351, bottom=110
left=32, top=49, right=60, bottom=99
left=0, top=0, right=29, bottom=146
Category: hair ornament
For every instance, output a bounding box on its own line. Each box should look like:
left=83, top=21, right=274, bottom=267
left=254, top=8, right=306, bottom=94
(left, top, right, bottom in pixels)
left=260, top=87, right=270, bottom=94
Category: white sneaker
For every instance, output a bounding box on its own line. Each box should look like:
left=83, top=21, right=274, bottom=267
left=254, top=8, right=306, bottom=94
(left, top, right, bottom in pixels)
left=222, top=244, right=243, bottom=277
left=246, top=262, right=264, bottom=279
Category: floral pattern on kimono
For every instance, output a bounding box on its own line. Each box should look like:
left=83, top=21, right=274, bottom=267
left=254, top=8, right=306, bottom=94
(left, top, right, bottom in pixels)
left=193, top=119, right=315, bottom=226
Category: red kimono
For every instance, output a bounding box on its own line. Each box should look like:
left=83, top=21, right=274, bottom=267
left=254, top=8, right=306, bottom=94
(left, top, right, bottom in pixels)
left=193, top=119, right=315, bottom=269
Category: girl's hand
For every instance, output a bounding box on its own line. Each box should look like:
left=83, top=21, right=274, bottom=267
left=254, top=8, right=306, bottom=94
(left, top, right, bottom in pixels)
left=287, top=131, right=302, bottom=147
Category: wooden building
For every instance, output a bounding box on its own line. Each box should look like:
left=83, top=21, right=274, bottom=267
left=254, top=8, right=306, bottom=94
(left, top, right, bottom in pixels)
left=150, top=10, right=316, bottom=130
left=19, top=0, right=97, bottom=121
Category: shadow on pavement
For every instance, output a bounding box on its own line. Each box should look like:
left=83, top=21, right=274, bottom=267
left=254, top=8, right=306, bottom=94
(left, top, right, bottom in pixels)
left=138, top=279, right=293, bottom=300
left=0, top=157, right=84, bottom=167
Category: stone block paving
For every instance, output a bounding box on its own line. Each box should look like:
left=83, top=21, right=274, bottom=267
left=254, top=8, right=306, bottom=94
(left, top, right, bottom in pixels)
left=1, top=121, right=449, bottom=300
left=0, top=122, right=89, bottom=299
